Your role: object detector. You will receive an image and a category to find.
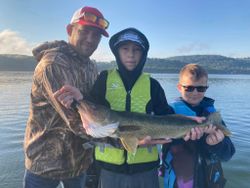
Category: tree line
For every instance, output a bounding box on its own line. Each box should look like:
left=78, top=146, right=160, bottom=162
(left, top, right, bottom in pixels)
left=1, top=54, right=250, bottom=74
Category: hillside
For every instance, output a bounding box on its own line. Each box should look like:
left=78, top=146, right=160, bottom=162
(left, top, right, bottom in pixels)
left=144, top=55, right=250, bottom=74
left=1, top=54, right=250, bottom=74
left=0, top=54, right=37, bottom=71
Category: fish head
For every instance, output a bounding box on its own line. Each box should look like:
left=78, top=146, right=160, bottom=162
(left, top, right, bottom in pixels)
left=77, top=100, right=119, bottom=138
left=77, top=100, right=110, bottom=125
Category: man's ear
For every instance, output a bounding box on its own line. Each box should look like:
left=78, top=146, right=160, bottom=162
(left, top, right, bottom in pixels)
left=66, top=24, right=73, bottom=36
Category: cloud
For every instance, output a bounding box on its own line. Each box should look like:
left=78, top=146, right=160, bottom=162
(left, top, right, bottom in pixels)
left=176, top=42, right=210, bottom=54
left=0, top=29, right=34, bottom=55
left=91, top=45, right=114, bottom=62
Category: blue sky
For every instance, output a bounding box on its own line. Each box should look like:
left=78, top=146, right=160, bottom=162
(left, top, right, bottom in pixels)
left=0, top=0, right=249, bottom=61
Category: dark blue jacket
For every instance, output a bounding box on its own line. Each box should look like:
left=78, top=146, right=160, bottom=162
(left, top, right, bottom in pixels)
left=161, top=97, right=235, bottom=188
left=170, top=97, right=235, bottom=161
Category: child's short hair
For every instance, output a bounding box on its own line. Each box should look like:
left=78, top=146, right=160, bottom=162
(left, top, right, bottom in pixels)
left=179, top=64, right=208, bottom=82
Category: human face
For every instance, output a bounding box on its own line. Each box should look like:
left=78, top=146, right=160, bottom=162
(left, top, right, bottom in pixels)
left=177, top=74, right=208, bottom=106
left=68, top=24, right=101, bottom=58
left=118, top=42, right=143, bottom=71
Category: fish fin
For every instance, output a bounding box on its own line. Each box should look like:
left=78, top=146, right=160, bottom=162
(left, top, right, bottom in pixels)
left=120, top=136, right=139, bottom=154
left=85, top=122, right=119, bottom=138
left=206, top=112, right=231, bottom=136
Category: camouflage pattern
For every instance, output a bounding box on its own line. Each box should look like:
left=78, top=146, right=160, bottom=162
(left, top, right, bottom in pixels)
left=24, top=40, right=98, bottom=179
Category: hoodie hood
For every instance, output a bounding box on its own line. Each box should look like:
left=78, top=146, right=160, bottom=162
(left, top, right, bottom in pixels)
left=32, top=40, right=81, bottom=62
left=109, top=28, right=149, bottom=90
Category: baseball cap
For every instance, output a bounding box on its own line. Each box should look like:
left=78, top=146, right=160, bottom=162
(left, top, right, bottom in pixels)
left=70, top=6, right=109, bottom=37
left=114, top=31, right=146, bottom=49
left=109, top=28, right=149, bottom=53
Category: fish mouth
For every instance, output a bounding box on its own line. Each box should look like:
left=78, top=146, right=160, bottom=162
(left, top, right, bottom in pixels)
left=77, top=104, right=97, bottom=130
left=76, top=100, right=119, bottom=137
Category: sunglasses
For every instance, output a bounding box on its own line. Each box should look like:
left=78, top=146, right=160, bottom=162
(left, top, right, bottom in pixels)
left=181, top=84, right=209, bottom=92
left=80, top=12, right=109, bottom=29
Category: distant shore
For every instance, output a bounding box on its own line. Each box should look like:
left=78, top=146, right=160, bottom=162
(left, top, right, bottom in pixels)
left=1, top=54, right=250, bottom=74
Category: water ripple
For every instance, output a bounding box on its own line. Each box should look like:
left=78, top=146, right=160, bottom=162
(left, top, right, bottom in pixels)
left=0, top=72, right=250, bottom=187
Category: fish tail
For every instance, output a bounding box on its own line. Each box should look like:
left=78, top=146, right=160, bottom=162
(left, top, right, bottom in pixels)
left=205, top=112, right=231, bottom=136
left=206, top=112, right=223, bottom=126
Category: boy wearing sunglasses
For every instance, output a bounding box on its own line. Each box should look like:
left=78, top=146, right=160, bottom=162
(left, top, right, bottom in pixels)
left=160, top=64, right=235, bottom=188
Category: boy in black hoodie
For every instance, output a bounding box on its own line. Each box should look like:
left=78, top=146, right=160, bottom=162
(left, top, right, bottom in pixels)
left=90, top=27, right=173, bottom=188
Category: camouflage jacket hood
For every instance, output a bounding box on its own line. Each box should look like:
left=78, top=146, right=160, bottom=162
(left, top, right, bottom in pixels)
left=33, top=40, right=77, bottom=62
left=24, top=40, right=98, bottom=179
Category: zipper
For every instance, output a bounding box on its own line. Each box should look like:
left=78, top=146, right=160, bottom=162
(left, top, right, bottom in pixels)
left=126, top=90, right=131, bottom=112
left=124, top=90, right=131, bottom=164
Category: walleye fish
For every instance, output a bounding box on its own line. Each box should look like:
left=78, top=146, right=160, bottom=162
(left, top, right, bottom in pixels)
left=73, top=100, right=231, bottom=153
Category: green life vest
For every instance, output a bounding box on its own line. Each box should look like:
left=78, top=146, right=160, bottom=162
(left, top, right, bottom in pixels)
left=95, top=69, right=159, bottom=165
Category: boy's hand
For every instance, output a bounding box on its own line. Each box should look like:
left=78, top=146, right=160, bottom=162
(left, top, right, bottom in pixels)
left=183, top=116, right=206, bottom=141
left=54, top=84, right=83, bottom=109
left=138, top=136, right=172, bottom=145
left=183, top=126, right=204, bottom=141
left=204, top=124, right=225, bottom=145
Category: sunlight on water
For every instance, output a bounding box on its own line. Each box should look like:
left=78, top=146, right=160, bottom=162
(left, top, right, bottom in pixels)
left=0, top=72, right=250, bottom=188
left=0, top=72, right=32, bottom=188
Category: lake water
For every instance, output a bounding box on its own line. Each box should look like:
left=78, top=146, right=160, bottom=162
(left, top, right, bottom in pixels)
left=0, top=71, right=249, bottom=188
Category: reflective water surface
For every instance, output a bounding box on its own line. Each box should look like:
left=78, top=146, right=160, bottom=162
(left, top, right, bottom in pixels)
left=0, top=72, right=249, bottom=188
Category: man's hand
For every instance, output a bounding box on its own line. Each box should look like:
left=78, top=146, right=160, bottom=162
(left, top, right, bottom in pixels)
left=54, top=84, right=83, bottom=109
left=183, top=116, right=206, bottom=141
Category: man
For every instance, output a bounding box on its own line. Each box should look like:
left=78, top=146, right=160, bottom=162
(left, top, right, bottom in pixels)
left=23, top=6, right=109, bottom=188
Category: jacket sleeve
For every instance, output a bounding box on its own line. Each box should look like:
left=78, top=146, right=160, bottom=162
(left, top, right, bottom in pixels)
left=198, top=114, right=235, bottom=161
left=200, top=135, right=235, bottom=162
left=39, top=55, right=97, bottom=136
left=204, top=105, right=235, bottom=161
left=149, top=78, right=174, bottom=115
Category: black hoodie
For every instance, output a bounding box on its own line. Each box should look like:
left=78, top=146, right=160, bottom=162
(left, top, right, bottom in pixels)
left=90, top=28, right=173, bottom=115
left=91, top=28, right=173, bottom=173
left=109, top=27, right=149, bottom=91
